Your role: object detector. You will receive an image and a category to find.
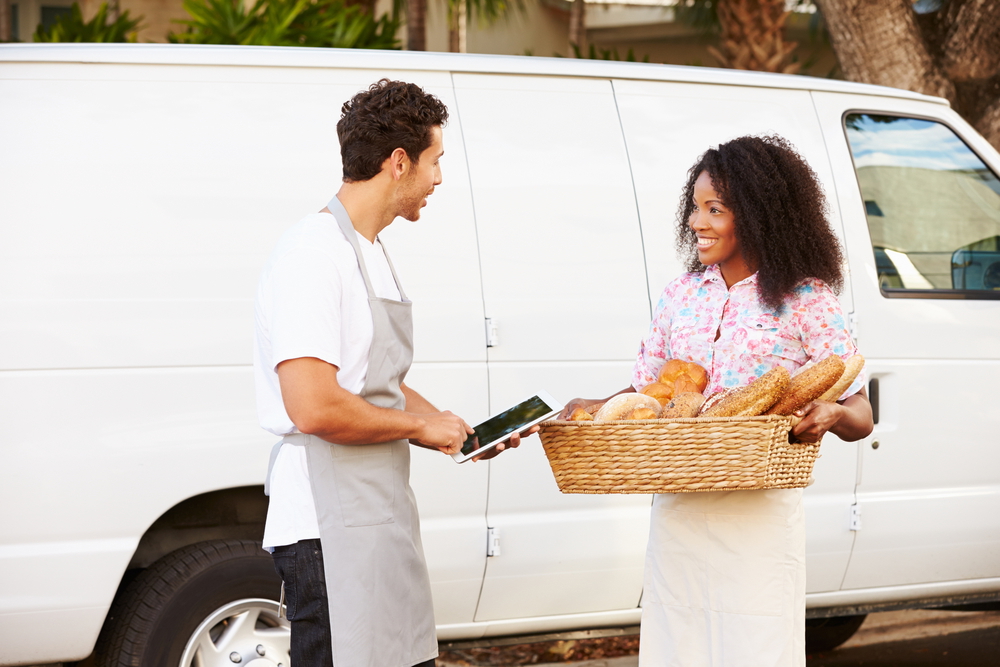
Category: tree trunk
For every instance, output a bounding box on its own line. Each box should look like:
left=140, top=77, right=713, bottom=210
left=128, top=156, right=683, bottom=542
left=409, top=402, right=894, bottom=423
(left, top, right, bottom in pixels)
left=708, top=0, right=799, bottom=74
left=819, top=0, right=953, bottom=100
left=448, top=0, right=467, bottom=53
left=818, top=0, right=1000, bottom=150
left=569, top=0, right=585, bottom=55
left=939, top=0, right=1000, bottom=81
left=0, top=0, right=11, bottom=43
left=406, top=0, right=426, bottom=51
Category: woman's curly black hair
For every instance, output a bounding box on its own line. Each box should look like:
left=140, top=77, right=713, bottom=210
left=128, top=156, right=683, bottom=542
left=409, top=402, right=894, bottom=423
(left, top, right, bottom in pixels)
left=676, top=134, right=845, bottom=312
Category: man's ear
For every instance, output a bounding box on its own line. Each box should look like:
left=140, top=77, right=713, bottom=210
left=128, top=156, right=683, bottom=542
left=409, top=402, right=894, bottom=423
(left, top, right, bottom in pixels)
left=388, top=147, right=409, bottom=182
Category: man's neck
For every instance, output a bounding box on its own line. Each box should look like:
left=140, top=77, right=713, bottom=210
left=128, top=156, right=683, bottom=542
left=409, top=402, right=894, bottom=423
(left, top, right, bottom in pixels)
left=330, top=181, right=396, bottom=243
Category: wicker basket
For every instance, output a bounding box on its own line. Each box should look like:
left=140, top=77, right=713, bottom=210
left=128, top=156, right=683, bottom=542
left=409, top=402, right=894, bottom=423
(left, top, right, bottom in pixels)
left=538, top=415, right=819, bottom=494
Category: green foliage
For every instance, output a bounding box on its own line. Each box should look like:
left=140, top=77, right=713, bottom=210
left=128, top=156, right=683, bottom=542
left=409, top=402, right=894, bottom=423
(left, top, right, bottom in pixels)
left=168, top=0, right=401, bottom=49
left=33, top=3, right=143, bottom=43
left=562, top=42, right=651, bottom=63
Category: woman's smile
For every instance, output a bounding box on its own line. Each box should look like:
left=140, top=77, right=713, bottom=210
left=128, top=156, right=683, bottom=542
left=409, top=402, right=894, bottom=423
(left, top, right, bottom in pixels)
left=690, top=170, right=753, bottom=287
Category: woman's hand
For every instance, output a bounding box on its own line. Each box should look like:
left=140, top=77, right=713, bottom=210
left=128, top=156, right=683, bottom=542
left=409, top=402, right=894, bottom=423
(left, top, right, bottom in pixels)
left=791, top=388, right=874, bottom=443
left=471, top=426, right=538, bottom=462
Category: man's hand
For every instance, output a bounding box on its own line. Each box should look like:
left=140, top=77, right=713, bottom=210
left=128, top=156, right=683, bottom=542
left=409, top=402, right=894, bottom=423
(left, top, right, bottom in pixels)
left=412, top=411, right=473, bottom=455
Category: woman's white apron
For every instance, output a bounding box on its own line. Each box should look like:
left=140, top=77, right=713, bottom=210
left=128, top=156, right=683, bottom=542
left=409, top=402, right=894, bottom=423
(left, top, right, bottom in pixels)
left=639, top=488, right=805, bottom=667
left=273, top=197, right=437, bottom=667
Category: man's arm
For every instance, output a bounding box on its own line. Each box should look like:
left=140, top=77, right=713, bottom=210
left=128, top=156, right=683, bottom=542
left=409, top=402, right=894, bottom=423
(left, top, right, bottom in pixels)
left=277, top=357, right=471, bottom=454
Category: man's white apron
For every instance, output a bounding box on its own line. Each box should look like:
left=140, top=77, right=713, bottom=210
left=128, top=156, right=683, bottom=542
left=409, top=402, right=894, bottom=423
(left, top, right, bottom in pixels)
left=639, top=488, right=806, bottom=667
left=273, top=198, right=437, bottom=667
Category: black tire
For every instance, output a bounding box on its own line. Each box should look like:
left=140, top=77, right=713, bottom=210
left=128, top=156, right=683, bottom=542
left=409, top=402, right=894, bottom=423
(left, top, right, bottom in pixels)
left=94, top=539, right=289, bottom=667
left=805, top=613, right=867, bottom=653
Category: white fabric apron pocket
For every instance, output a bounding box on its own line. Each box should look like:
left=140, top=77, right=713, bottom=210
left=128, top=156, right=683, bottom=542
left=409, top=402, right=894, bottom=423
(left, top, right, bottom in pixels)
left=331, top=443, right=395, bottom=527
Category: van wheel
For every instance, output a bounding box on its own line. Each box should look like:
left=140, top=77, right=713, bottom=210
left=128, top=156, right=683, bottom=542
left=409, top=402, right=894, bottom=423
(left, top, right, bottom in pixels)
left=805, top=613, right=867, bottom=653
left=95, top=539, right=290, bottom=667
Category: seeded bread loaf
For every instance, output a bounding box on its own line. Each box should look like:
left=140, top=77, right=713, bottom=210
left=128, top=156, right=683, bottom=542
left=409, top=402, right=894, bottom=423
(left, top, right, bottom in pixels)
left=701, top=367, right=790, bottom=417
left=661, top=392, right=706, bottom=418
left=818, top=354, right=865, bottom=402
left=766, top=354, right=845, bottom=416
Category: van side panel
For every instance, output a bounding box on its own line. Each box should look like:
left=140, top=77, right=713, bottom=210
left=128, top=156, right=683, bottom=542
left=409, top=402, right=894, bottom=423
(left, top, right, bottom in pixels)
left=453, top=73, right=653, bottom=621
left=812, top=91, right=1000, bottom=592
left=0, top=62, right=491, bottom=660
left=613, top=79, right=861, bottom=595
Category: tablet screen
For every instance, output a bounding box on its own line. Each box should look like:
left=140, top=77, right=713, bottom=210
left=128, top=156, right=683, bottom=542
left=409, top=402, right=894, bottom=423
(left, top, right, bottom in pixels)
left=460, top=394, right=553, bottom=457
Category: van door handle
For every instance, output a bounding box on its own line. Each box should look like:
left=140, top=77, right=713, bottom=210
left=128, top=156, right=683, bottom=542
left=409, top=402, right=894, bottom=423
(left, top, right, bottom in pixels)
left=869, top=377, right=879, bottom=425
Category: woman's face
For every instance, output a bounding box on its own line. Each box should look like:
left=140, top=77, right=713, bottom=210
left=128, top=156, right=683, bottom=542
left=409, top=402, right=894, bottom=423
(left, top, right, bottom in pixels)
left=689, top=170, right=753, bottom=287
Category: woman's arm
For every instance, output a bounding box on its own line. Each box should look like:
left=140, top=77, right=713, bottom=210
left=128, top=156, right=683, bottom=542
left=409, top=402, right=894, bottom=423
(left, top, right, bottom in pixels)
left=792, top=386, right=873, bottom=443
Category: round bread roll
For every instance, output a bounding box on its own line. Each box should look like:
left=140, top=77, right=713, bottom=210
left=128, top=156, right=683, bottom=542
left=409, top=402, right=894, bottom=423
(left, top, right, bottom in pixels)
left=627, top=407, right=659, bottom=420
left=685, top=363, right=709, bottom=393
left=657, top=359, right=688, bottom=385
left=673, top=375, right=701, bottom=395
left=593, top=393, right=662, bottom=422
left=640, top=381, right=674, bottom=406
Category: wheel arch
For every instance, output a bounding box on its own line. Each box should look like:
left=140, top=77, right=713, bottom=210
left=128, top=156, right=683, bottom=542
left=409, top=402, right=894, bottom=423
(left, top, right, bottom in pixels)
left=127, top=485, right=268, bottom=570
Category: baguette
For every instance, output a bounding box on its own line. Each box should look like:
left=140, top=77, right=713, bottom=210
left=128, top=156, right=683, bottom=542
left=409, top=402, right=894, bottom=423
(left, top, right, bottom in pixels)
left=593, top=393, right=662, bottom=422
left=818, top=354, right=865, bottom=402
left=766, top=354, right=845, bottom=416
left=701, top=367, right=790, bottom=417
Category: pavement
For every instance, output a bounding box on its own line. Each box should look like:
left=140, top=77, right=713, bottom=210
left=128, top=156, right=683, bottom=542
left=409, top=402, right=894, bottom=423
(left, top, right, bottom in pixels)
left=437, top=608, right=1000, bottom=667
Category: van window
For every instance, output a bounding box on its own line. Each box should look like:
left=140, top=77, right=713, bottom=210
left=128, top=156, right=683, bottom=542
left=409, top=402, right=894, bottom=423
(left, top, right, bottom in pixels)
left=844, top=113, right=1000, bottom=297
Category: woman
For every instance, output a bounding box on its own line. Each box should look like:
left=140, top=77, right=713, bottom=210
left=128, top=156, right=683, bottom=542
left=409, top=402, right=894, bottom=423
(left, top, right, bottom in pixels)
left=563, top=135, right=874, bottom=666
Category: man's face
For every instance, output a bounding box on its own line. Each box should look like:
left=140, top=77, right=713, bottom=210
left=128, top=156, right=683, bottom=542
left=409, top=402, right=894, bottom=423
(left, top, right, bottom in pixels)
left=398, top=126, right=444, bottom=222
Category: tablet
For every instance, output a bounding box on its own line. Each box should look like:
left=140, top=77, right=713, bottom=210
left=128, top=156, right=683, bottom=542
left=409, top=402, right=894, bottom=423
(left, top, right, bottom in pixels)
left=452, top=390, right=563, bottom=463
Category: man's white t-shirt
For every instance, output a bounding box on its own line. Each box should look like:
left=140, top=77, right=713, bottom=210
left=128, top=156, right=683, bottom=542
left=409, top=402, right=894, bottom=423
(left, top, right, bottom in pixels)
left=253, top=210, right=401, bottom=549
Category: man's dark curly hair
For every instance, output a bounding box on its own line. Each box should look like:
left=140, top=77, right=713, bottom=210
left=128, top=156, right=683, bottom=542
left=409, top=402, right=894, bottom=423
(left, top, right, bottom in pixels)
left=676, top=134, right=845, bottom=312
left=337, top=79, right=449, bottom=183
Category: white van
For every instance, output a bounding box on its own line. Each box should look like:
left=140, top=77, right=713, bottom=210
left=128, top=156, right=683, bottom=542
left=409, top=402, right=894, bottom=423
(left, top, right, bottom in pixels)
left=1, top=43, right=998, bottom=667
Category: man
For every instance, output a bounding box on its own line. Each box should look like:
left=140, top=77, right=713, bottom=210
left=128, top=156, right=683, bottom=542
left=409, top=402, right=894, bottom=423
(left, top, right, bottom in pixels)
left=253, top=79, right=520, bottom=667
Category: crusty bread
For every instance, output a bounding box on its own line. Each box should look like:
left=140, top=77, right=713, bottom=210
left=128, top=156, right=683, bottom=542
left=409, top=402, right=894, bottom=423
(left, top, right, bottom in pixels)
left=594, top=393, right=663, bottom=422
left=640, top=381, right=674, bottom=406
left=702, top=367, right=790, bottom=417
left=766, top=355, right=845, bottom=416
left=661, top=392, right=706, bottom=418
left=627, top=407, right=660, bottom=420
left=698, top=388, right=733, bottom=415
left=569, top=407, right=594, bottom=421
left=818, top=354, right=865, bottom=402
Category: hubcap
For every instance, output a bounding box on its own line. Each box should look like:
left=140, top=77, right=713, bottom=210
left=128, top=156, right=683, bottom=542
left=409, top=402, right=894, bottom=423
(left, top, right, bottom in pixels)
left=179, top=598, right=290, bottom=667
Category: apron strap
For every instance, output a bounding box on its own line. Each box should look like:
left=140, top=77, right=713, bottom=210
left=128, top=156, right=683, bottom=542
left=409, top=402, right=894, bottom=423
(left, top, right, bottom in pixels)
left=326, top=196, right=408, bottom=302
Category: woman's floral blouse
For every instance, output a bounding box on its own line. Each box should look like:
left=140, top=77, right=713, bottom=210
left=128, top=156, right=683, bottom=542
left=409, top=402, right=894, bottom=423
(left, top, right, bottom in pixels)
left=632, top=264, right=865, bottom=399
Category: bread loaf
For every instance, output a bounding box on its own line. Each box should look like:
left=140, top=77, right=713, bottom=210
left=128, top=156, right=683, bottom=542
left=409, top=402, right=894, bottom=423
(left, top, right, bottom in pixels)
left=640, top=381, right=674, bottom=407
left=569, top=407, right=594, bottom=421
left=593, top=393, right=662, bottom=422
left=818, top=354, right=865, bottom=402
left=702, top=367, right=790, bottom=417
left=766, top=355, right=845, bottom=416
left=661, top=392, right=706, bottom=418
left=698, top=388, right=733, bottom=415
left=627, top=407, right=660, bottom=420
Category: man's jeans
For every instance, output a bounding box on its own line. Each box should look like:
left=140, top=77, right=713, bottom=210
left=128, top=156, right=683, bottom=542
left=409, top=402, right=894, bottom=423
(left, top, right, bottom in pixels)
left=271, top=539, right=436, bottom=667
